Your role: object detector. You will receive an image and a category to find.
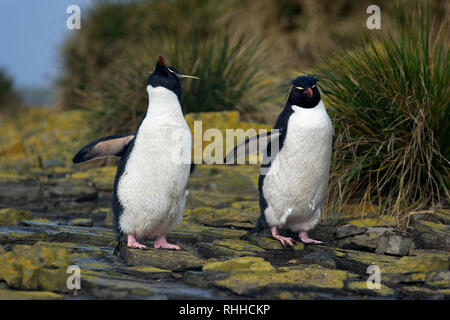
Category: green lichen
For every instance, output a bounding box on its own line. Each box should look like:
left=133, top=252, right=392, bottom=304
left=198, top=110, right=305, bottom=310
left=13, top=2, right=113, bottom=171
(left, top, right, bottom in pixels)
left=203, top=256, right=275, bottom=274
left=121, top=246, right=206, bottom=271
left=0, top=244, right=70, bottom=293
left=0, top=289, right=64, bottom=300
left=349, top=216, right=397, bottom=228
left=207, top=238, right=265, bottom=257
left=215, top=265, right=351, bottom=296
left=188, top=205, right=259, bottom=229
left=0, top=208, right=33, bottom=226
left=382, top=252, right=450, bottom=274
left=346, top=281, right=395, bottom=297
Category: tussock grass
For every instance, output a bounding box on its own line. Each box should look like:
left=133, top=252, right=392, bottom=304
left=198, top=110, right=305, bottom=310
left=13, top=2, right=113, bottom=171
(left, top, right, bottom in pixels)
left=61, top=0, right=448, bottom=113
left=319, top=6, right=449, bottom=223
left=84, top=33, right=272, bottom=135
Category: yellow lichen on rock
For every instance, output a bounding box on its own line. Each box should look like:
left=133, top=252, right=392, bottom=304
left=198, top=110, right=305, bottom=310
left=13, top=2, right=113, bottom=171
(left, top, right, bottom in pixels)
left=203, top=256, right=275, bottom=274
left=382, top=252, right=450, bottom=274
left=0, top=208, right=33, bottom=226
left=349, top=216, right=397, bottom=228
left=215, top=265, right=350, bottom=295
left=0, top=108, right=87, bottom=170
left=0, top=289, right=63, bottom=300
left=0, top=244, right=70, bottom=293
left=346, top=281, right=395, bottom=296
left=185, top=111, right=271, bottom=163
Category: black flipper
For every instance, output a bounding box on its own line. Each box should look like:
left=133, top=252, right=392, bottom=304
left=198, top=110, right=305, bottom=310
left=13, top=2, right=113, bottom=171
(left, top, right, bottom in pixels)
left=72, top=133, right=135, bottom=163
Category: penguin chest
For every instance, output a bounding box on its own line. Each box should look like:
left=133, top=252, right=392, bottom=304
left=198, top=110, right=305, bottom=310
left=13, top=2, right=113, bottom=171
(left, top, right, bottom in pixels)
left=117, top=116, right=191, bottom=236
left=263, top=102, right=333, bottom=224
left=119, top=121, right=191, bottom=206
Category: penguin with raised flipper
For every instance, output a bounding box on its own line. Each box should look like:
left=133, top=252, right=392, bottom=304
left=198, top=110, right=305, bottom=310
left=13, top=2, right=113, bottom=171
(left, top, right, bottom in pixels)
left=73, top=55, right=198, bottom=254
left=225, top=75, right=333, bottom=246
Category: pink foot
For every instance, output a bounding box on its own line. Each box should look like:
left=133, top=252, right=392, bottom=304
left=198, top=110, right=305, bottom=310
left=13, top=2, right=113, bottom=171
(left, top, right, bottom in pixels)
left=127, top=234, right=147, bottom=249
left=271, top=226, right=295, bottom=248
left=299, top=231, right=323, bottom=244
left=154, top=236, right=180, bottom=250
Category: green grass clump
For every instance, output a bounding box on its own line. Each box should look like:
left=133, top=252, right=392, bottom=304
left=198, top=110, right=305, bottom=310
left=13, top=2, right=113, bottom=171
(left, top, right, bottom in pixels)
left=319, top=6, right=449, bottom=222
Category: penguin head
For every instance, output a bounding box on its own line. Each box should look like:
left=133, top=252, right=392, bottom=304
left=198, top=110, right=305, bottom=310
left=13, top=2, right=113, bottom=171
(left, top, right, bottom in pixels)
left=146, top=55, right=182, bottom=99
left=287, top=75, right=321, bottom=109
left=146, top=55, right=199, bottom=101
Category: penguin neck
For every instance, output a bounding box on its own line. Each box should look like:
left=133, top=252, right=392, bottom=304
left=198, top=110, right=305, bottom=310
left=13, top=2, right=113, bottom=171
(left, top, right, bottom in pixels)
left=289, top=99, right=324, bottom=112
left=145, top=85, right=184, bottom=119
left=289, top=100, right=330, bottom=128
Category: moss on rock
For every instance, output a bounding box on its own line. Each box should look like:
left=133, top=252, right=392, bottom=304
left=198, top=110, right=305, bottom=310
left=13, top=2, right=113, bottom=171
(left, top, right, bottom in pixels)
left=0, top=227, right=52, bottom=243
left=198, top=238, right=264, bottom=258
left=346, top=281, right=395, bottom=297
left=188, top=204, right=259, bottom=229
left=0, top=289, right=64, bottom=300
left=215, top=265, right=351, bottom=296
left=382, top=251, right=450, bottom=274
left=120, top=246, right=206, bottom=271
left=323, top=247, right=399, bottom=267
left=349, top=216, right=397, bottom=228
left=70, top=218, right=93, bottom=227
left=0, top=208, right=33, bottom=226
left=413, top=220, right=450, bottom=250
left=198, top=226, right=247, bottom=242
left=203, top=256, right=275, bottom=274
left=0, top=244, right=70, bottom=293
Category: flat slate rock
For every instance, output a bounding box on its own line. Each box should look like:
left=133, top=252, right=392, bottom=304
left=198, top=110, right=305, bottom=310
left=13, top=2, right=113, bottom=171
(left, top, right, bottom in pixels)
left=215, top=265, right=353, bottom=297
left=120, top=245, right=206, bottom=271
left=335, top=224, right=367, bottom=239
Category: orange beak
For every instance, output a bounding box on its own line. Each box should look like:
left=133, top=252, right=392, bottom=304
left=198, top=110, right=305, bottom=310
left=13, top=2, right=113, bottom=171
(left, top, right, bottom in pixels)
left=305, top=87, right=313, bottom=97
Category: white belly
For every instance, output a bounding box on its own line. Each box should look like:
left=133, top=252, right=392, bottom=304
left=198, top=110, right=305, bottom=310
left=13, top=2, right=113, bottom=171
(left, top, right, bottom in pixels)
left=262, top=101, right=333, bottom=231
left=118, top=86, right=192, bottom=238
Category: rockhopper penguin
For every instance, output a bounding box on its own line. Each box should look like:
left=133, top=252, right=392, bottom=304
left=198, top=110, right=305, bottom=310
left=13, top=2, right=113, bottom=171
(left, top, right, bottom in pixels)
left=225, top=75, right=333, bottom=246
left=73, top=55, right=198, bottom=254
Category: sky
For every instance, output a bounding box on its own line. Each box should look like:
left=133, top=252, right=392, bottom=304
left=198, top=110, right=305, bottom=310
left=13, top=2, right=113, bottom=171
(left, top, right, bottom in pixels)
left=0, top=0, right=93, bottom=90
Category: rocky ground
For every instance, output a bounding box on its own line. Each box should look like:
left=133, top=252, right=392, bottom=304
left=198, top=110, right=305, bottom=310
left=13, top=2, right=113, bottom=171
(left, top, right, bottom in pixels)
left=0, top=108, right=448, bottom=299
left=0, top=163, right=449, bottom=300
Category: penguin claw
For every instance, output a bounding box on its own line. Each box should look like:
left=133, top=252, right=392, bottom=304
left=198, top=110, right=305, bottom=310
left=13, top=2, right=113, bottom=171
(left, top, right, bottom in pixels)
left=299, top=231, right=323, bottom=244
left=154, top=236, right=180, bottom=250
left=128, top=243, right=148, bottom=250
left=270, top=226, right=295, bottom=248
left=154, top=243, right=180, bottom=250
left=275, top=236, right=295, bottom=248
left=127, top=234, right=147, bottom=250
